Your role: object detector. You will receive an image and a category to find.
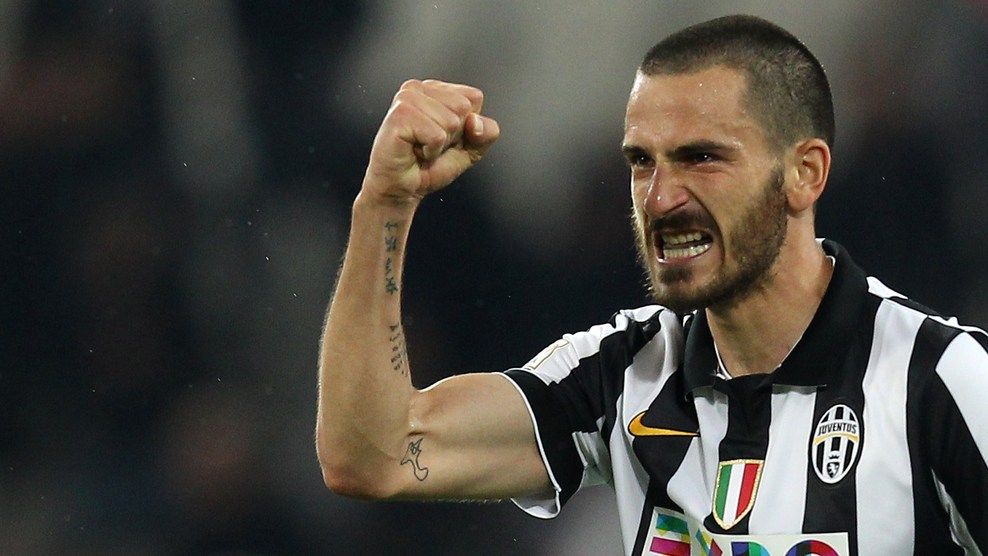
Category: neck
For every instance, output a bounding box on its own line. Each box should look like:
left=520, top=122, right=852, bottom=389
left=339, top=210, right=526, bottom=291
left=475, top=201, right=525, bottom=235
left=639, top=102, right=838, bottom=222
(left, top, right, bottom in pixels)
left=706, top=234, right=833, bottom=377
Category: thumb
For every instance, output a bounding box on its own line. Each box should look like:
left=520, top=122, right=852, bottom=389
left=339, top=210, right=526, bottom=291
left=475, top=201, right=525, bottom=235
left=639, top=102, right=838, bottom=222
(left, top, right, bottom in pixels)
left=463, top=113, right=500, bottom=156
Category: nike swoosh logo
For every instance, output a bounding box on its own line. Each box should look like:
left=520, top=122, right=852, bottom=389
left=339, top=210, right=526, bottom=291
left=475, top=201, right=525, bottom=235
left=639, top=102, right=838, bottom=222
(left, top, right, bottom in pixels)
left=627, top=411, right=699, bottom=437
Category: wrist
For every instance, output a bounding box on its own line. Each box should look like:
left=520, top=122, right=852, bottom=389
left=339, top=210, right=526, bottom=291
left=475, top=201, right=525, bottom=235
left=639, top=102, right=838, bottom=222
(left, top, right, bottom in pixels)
left=352, top=192, right=420, bottom=228
left=353, top=189, right=421, bottom=213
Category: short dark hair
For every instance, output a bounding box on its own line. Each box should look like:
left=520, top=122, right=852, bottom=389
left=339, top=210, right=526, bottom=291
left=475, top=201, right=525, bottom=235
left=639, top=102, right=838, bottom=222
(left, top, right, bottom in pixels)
left=640, top=14, right=834, bottom=150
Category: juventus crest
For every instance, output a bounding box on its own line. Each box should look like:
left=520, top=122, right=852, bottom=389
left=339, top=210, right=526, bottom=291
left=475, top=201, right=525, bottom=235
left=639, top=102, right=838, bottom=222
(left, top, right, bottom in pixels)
left=811, top=404, right=862, bottom=484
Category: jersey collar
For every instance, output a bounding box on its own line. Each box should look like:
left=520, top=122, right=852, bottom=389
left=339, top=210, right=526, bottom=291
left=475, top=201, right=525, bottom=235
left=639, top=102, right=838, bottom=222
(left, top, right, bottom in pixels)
left=682, top=239, right=868, bottom=393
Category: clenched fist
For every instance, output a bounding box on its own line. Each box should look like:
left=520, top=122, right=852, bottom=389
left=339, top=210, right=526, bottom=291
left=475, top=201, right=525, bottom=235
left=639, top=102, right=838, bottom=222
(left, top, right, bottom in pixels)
left=360, top=79, right=500, bottom=205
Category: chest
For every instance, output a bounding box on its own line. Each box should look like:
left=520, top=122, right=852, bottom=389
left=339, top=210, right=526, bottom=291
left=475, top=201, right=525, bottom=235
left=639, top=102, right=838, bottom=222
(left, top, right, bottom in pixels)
left=624, top=371, right=912, bottom=542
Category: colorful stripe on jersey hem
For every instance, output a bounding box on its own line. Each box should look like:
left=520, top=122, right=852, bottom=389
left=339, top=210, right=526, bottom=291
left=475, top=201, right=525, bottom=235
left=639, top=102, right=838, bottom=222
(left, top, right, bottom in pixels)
left=640, top=507, right=849, bottom=555
left=693, top=528, right=723, bottom=556
left=647, top=509, right=690, bottom=555
left=712, top=459, right=764, bottom=530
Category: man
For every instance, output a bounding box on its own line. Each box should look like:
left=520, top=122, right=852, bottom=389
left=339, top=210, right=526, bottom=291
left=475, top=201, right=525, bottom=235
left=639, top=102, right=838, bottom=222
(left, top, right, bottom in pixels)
left=316, top=15, right=988, bottom=554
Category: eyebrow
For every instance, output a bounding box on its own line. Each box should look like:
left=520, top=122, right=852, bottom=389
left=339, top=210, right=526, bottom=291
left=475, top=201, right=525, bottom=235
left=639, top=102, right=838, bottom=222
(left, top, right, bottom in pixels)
left=620, top=144, right=647, bottom=159
left=668, top=140, right=735, bottom=158
left=620, top=140, right=737, bottom=160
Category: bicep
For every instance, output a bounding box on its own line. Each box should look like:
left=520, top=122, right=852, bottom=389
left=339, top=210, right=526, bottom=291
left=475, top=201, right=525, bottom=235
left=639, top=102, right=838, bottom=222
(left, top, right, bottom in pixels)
left=384, top=372, right=553, bottom=501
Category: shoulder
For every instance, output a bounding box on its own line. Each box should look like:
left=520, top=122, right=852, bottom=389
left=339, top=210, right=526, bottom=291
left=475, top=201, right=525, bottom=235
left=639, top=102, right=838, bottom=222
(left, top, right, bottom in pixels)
left=865, top=274, right=988, bottom=393
left=573, top=304, right=684, bottom=367
left=517, top=305, right=679, bottom=377
left=601, top=305, right=685, bottom=346
left=612, top=305, right=679, bottom=330
left=563, top=304, right=675, bottom=345
left=865, top=274, right=986, bottom=346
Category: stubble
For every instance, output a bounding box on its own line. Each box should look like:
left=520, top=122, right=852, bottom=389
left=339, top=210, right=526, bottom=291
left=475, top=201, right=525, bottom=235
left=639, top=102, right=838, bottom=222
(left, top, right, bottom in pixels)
left=634, top=167, right=787, bottom=313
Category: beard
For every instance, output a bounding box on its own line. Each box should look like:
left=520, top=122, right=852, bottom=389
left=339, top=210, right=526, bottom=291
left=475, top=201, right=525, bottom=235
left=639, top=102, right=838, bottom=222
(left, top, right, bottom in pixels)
left=633, top=166, right=787, bottom=313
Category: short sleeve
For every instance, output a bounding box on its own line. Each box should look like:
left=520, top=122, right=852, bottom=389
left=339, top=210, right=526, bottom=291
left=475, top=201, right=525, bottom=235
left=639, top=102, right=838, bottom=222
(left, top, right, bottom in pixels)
left=925, top=330, right=988, bottom=551
left=500, top=306, right=665, bottom=518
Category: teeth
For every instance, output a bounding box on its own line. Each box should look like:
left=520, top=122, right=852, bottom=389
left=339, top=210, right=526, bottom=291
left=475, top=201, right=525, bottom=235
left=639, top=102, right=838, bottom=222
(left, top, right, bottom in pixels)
left=662, top=232, right=704, bottom=247
left=663, top=243, right=711, bottom=260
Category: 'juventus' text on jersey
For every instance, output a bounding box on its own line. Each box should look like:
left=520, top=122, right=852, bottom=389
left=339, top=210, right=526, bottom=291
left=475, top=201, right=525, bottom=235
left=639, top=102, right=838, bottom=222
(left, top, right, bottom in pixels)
left=501, top=240, right=988, bottom=555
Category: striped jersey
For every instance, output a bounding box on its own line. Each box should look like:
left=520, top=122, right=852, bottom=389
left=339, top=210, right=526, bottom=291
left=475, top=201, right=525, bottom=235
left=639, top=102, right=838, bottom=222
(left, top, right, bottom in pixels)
left=500, top=240, right=988, bottom=555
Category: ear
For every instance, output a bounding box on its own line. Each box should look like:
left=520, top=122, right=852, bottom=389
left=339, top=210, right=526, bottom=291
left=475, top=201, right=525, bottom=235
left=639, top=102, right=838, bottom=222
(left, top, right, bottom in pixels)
left=786, top=138, right=831, bottom=212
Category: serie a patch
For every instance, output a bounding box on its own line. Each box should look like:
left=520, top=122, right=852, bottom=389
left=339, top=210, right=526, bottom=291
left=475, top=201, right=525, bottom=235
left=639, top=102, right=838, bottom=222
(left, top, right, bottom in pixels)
left=810, top=404, right=861, bottom=484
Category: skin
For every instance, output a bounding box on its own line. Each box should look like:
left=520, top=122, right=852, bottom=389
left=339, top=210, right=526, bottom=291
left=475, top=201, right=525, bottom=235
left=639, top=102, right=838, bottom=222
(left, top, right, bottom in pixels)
left=623, top=66, right=833, bottom=376
left=317, top=79, right=552, bottom=500
left=317, top=66, right=834, bottom=502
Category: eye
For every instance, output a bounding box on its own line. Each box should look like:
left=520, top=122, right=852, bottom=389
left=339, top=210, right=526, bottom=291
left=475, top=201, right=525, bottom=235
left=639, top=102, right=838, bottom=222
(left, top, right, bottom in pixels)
left=625, top=152, right=653, bottom=169
left=685, top=152, right=718, bottom=164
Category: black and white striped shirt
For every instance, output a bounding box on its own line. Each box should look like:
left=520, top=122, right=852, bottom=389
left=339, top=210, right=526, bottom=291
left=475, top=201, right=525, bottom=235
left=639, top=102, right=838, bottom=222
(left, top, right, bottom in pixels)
left=501, top=240, right=988, bottom=555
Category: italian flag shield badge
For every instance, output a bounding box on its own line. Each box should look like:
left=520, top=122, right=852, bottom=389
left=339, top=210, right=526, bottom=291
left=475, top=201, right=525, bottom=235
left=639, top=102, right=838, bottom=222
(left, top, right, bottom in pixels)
left=712, top=459, right=763, bottom=530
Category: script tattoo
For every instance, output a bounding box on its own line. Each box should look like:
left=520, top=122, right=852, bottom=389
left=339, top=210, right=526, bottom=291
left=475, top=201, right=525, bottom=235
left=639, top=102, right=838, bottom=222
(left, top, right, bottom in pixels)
left=400, top=437, right=430, bottom=481
left=383, top=221, right=400, bottom=294
left=388, top=323, right=408, bottom=375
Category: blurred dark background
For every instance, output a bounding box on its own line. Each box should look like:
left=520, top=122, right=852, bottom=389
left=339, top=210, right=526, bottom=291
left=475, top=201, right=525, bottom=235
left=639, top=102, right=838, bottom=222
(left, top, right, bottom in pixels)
left=2, top=1, right=986, bottom=553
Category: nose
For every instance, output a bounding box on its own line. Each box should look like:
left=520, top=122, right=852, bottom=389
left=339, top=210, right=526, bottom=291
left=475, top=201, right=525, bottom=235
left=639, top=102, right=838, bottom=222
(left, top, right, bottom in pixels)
left=641, top=167, right=689, bottom=219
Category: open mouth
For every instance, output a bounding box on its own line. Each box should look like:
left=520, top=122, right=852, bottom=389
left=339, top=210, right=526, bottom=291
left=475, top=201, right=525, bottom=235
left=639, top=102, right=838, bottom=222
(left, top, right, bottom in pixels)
left=657, top=231, right=713, bottom=261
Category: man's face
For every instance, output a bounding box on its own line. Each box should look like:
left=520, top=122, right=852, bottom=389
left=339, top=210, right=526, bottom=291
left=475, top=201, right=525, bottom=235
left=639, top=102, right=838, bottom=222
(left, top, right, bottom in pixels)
left=623, top=66, right=789, bottom=313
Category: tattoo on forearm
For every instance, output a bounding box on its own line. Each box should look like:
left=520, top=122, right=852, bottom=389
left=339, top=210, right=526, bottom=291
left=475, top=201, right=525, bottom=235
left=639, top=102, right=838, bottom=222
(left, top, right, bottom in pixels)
left=383, top=221, right=400, bottom=295
left=400, top=437, right=430, bottom=481
left=388, top=323, right=408, bottom=375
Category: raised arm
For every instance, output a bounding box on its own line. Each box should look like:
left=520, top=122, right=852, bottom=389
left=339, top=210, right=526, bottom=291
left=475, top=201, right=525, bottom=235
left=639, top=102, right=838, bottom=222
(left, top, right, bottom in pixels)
left=316, top=80, right=552, bottom=501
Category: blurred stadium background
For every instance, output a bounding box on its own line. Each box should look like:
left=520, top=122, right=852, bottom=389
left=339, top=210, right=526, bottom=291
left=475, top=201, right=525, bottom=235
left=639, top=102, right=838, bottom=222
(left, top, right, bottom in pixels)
left=3, top=1, right=987, bottom=553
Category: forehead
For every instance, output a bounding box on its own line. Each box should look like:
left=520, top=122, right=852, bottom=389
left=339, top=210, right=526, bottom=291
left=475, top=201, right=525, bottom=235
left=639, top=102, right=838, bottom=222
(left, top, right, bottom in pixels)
left=623, top=66, right=765, bottom=149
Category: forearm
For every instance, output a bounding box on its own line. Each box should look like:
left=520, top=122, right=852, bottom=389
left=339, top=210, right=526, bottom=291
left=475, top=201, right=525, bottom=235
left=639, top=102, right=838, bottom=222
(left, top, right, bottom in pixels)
left=315, top=79, right=505, bottom=498
left=317, top=193, right=419, bottom=494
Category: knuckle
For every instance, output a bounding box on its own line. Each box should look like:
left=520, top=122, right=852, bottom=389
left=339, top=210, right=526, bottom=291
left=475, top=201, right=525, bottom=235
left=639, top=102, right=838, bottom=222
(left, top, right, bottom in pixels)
left=399, top=79, right=422, bottom=92
left=389, top=100, right=414, bottom=118
left=454, top=97, right=473, bottom=115
left=425, top=125, right=447, bottom=144
left=467, top=88, right=484, bottom=104
left=392, top=89, right=416, bottom=104
left=444, top=113, right=462, bottom=132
